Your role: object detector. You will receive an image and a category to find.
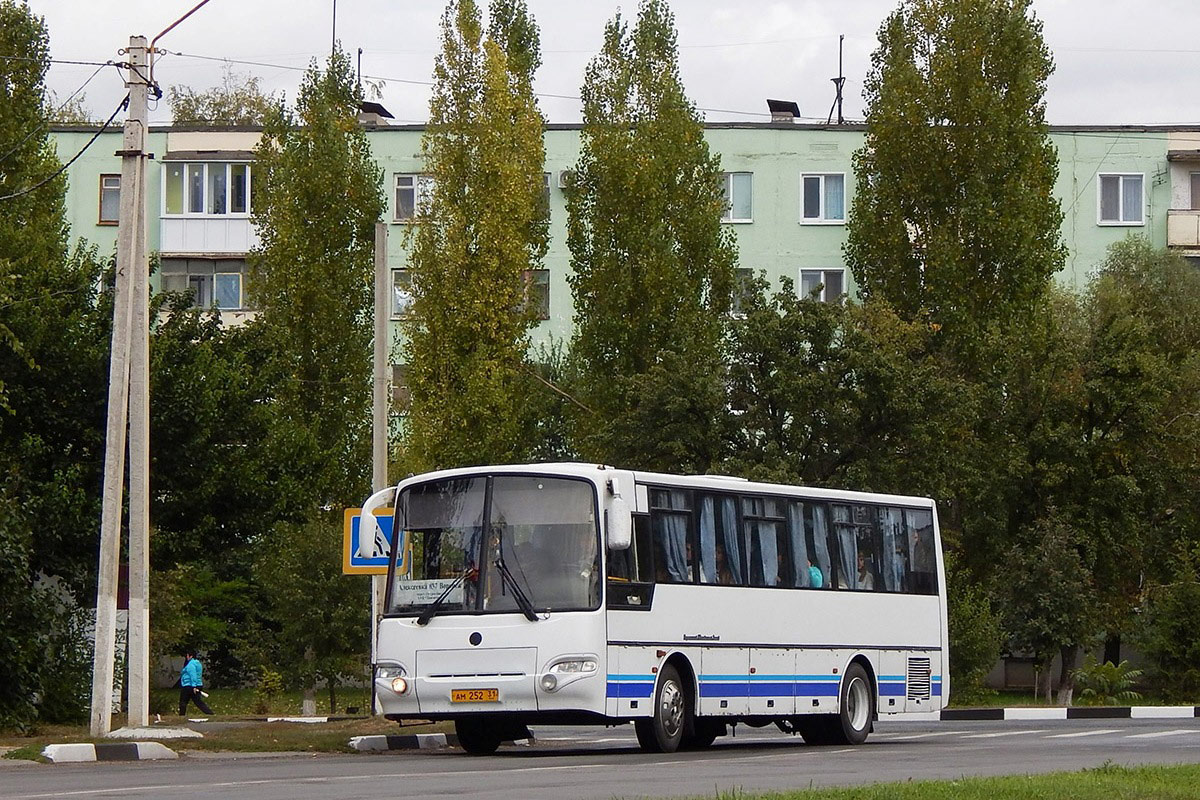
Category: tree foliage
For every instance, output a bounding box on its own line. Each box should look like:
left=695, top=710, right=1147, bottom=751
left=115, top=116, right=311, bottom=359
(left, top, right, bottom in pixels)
left=725, top=277, right=972, bottom=496
left=249, top=48, right=383, bottom=510
left=253, top=513, right=369, bottom=711
left=0, top=1, right=107, bottom=728
left=844, top=0, right=1064, bottom=341
left=402, top=0, right=549, bottom=471
left=169, top=66, right=278, bottom=127
left=566, top=0, right=735, bottom=471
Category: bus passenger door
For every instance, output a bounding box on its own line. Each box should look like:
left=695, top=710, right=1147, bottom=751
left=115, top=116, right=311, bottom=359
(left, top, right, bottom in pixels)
left=698, top=647, right=748, bottom=717
left=748, top=648, right=795, bottom=717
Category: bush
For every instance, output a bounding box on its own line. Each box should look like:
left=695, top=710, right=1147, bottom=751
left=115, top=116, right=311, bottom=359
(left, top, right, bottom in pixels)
left=946, top=551, right=1002, bottom=703
left=1132, top=545, right=1200, bottom=702
left=1073, top=655, right=1142, bottom=706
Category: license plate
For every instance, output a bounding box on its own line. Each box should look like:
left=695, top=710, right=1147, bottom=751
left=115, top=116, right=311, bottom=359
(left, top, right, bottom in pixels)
left=451, top=688, right=499, bottom=703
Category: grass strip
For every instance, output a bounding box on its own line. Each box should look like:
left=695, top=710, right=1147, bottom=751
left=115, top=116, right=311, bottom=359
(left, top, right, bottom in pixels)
left=694, top=763, right=1200, bottom=800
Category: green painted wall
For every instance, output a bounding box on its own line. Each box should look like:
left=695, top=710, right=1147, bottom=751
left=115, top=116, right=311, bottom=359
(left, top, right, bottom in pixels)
left=51, top=123, right=1183, bottom=355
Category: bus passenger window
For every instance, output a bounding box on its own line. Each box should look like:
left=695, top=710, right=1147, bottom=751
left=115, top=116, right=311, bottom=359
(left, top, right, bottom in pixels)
left=651, top=489, right=693, bottom=583
left=905, top=508, right=937, bottom=594
left=877, top=506, right=909, bottom=592
left=700, top=495, right=740, bottom=585
left=805, top=503, right=833, bottom=588
left=744, top=496, right=786, bottom=587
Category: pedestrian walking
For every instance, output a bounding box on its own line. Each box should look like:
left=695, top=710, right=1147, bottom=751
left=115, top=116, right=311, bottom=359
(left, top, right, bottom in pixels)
left=179, top=648, right=214, bottom=716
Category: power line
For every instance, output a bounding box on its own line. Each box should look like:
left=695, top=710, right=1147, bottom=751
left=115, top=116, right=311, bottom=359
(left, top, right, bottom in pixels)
left=159, top=49, right=821, bottom=121
left=0, top=54, right=120, bottom=67
left=0, top=93, right=128, bottom=203
left=0, top=60, right=120, bottom=167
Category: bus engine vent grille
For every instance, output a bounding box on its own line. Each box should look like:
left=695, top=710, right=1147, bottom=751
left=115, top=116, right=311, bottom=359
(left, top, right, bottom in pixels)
left=906, top=657, right=931, bottom=700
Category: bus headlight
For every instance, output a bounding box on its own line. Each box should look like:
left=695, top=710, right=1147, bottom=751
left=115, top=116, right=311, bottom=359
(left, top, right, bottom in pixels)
left=541, top=657, right=597, bottom=692
left=376, top=664, right=409, bottom=696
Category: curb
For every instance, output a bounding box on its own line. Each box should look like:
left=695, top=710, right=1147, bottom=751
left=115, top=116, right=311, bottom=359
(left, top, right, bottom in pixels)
left=42, top=742, right=178, bottom=763
left=348, top=733, right=456, bottom=751
left=942, top=706, right=1200, bottom=721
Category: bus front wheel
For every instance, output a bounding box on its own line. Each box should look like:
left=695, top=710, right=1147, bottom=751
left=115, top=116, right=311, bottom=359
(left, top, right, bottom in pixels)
left=455, top=718, right=502, bottom=755
left=635, top=663, right=687, bottom=753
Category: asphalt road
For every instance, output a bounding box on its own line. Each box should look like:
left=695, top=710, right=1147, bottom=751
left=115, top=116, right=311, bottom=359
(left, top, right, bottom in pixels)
left=4, top=717, right=1199, bottom=800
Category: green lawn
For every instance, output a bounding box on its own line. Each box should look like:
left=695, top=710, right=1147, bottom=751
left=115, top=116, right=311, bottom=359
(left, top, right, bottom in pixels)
left=700, top=763, right=1200, bottom=799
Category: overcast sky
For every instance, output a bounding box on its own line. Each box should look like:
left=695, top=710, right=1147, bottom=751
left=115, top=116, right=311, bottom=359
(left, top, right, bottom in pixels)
left=27, top=0, right=1200, bottom=127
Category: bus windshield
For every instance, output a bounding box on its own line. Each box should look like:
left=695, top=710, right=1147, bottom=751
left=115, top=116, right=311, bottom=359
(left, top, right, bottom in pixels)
left=388, top=474, right=601, bottom=617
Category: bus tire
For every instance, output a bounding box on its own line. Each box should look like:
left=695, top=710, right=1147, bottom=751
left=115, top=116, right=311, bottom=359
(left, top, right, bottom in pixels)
left=831, top=663, right=873, bottom=745
left=455, top=718, right=502, bottom=755
left=634, top=663, right=687, bottom=753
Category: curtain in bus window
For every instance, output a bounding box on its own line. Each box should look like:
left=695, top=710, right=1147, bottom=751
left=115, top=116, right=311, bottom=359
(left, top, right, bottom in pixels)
left=720, top=497, right=742, bottom=583
left=904, top=508, right=937, bottom=594
left=788, top=502, right=809, bottom=587
left=755, top=520, right=779, bottom=586
left=810, top=504, right=832, bottom=588
left=832, top=505, right=857, bottom=589
left=653, top=490, right=691, bottom=583
left=699, top=497, right=717, bottom=583
left=878, top=507, right=906, bottom=592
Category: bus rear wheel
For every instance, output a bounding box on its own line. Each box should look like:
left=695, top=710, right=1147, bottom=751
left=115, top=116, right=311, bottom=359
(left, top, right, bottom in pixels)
left=635, top=663, right=687, bottom=753
left=831, top=663, right=873, bottom=745
left=455, top=718, right=502, bottom=755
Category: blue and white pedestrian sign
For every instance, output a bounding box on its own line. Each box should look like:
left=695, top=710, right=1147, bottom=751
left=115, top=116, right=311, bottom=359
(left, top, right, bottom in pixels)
left=342, top=508, right=400, bottom=575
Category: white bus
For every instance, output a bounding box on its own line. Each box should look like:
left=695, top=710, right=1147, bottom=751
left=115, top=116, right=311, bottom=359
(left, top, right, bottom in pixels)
left=362, top=463, right=947, bottom=754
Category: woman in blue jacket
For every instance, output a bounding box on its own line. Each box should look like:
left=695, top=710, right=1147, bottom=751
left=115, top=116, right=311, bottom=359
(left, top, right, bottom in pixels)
left=179, top=648, right=214, bottom=716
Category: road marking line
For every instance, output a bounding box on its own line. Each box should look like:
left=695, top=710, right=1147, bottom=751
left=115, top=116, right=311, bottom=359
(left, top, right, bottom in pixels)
left=962, top=729, right=1048, bottom=739
left=1127, top=729, right=1199, bottom=739
left=1045, top=729, right=1121, bottom=739
left=4, top=764, right=615, bottom=799
left=878, top=730, right=968, bottom=741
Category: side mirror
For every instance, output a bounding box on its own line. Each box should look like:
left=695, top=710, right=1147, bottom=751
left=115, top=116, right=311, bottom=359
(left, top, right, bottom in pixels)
left=607, top=495, right=632, bottom=550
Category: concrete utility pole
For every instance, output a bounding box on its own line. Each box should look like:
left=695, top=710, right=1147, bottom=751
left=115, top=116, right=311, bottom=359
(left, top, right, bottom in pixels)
left=90, top=35, right=150, bottom=737
left=371, top=222, right=389, bottom=714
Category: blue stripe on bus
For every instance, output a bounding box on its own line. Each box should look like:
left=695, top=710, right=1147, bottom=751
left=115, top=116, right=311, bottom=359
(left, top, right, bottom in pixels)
left=607, top=682, right=654, bottom=698
left=879, top=683, right=907, bottom=697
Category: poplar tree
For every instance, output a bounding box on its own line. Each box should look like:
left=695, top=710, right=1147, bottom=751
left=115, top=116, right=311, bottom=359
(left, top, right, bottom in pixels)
left=566, top=0, right=735, bottom=472
left=402, top=0, right=548, bottom=471
left=844, top=0, right=1065, bottom=340
left=249, top=48, right=384, bottom=509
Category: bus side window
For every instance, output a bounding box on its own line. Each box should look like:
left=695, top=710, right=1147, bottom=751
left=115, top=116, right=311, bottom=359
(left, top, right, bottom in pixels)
left=651, top=489, right=694, bottom=584
left=905, top=508, right=937, bottom=594
left=805, top=503, right=833, bottom=589
left=744, top=496, right=786, bottom=587
left=877, top=506, right=909, bottom=592
left=608, top=515, right=652, bottom=582
left=699, top=494, right=740, bottom=585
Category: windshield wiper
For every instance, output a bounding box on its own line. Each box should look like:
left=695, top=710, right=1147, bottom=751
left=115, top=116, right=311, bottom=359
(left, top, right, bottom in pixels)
left=416, top=566, right=475, bottom=626
left=494, top=557, right=539, bottom=622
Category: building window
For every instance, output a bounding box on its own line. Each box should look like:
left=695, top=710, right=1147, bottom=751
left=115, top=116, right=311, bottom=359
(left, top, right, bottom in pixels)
left=1191, top=172, right=1200, bottom=211
left=731, top=267, right=756, bottom=316
left=160, top=258, right=247, bottom=310
left=163, top=162, right=253, bottom=216
left=801, top=173, right=845, bottom=223
left=522, top=268, right=550, bottom=320
left=391, top=364, right=411, bottom=412
left=98, top=174, right=120, bottom=224
left=721, top=172, right=753, bottom=222
left=392, top=268, right=414, bottom=318
left=394, top=174, right=434, bottom=221
left=800, top=269, right=844, bottom=303
left=1098, top=173, right=1143, bottom=224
